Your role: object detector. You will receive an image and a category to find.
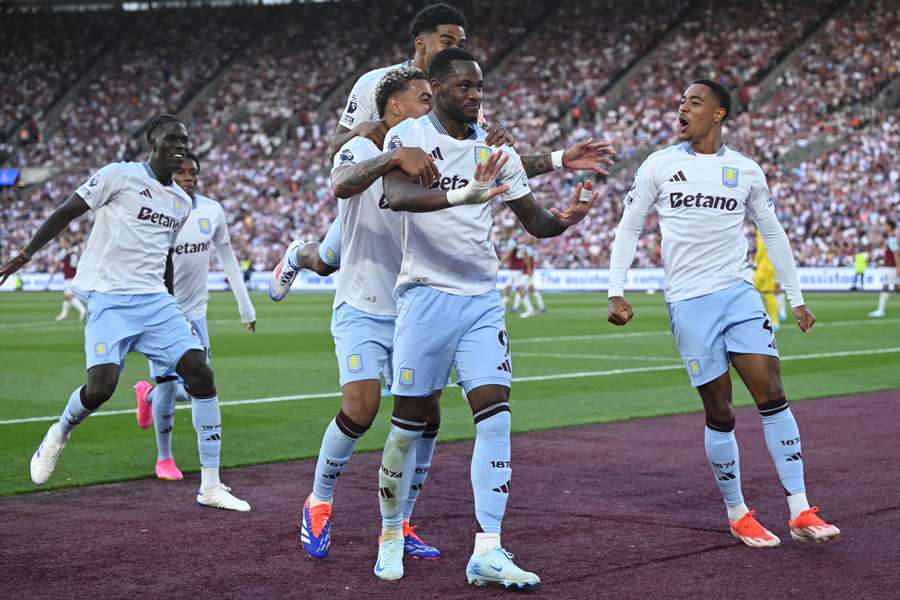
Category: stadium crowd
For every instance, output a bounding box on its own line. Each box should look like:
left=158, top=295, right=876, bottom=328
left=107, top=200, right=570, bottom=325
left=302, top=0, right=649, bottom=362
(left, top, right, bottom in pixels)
left=1, top=0, right=897, bottom=274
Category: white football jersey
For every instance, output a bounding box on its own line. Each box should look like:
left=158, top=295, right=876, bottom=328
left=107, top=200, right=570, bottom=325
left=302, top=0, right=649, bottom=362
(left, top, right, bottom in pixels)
left=73, top=162, right=192, bottom=295
left=384, top=112, right=531, bottom=296
left=609, top=142, right=799, bottom=303
left=171, top=195, right=240, bottom=321
left=339, top=61, right=410, bottom=129
left=332, top=136, right=403, bottom=316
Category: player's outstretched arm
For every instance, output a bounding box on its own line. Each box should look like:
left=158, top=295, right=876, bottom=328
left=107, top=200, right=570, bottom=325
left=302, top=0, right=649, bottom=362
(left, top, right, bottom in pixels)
left=332, top=148, right=439, bottom=198
left=0, top=193, right=90, bottom=285
left=383, top=150, right=510, bottom=213
left=506, top=181, right=598, bottom=239
left=520, top=138, right=615, bottom=178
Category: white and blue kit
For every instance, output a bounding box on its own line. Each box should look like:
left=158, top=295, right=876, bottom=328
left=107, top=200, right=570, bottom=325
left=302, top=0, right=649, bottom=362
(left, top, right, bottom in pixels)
left=608, top=142, right=804, bottom=386
left=330, top=135, right=403, bottom=387
left=384, top=112, right=532, bottom=397
left=71, top=161, right=202, bottom=372
left=148, top=194, right=256, bottom=379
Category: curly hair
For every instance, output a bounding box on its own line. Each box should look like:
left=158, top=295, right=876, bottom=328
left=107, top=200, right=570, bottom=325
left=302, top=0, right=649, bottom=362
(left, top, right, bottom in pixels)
left=375, top=66, right=429, bottom=119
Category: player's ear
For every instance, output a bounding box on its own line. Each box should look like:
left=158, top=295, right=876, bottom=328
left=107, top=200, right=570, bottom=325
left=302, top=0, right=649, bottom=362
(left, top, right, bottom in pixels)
left=713, top=107, right=725, bottom=124
left=414, top=35, right=427, bottom=58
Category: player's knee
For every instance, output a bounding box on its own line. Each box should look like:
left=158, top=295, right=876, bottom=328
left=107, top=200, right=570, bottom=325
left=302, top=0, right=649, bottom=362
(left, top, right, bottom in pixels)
left=84, top=377, right=117, bottom=409
left=341, top=384, right=380, bottom=428
left=466, top=385, right=510, bottom=416
left=179, top=353, right=216, bottom=398
left=392, top=395, right=432, bottom=423
left=703, top=401, right=734, bottom=425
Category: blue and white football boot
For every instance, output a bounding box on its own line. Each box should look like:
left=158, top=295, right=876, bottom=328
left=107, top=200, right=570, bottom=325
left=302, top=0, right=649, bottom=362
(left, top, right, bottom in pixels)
left=466, top=547, right=540, bottom=590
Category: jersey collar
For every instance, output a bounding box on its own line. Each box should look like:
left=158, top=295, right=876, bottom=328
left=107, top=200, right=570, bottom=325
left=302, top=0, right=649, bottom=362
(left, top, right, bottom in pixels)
left=680, top=141, right=728, bottom=157
left=142, top=161, right=174, bottom=187
left=428, top=111, right=477, bottom=140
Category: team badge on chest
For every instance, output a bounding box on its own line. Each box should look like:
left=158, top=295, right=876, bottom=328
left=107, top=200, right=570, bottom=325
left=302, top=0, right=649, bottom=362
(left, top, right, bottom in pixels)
left=722, top=167, right=739, bottom=188
left=474, top=146, right=492, bottom=165
left=199, top=218, right=212, bottom=234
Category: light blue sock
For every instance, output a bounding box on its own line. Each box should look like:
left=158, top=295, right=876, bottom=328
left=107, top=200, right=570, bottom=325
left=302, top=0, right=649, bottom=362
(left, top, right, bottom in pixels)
left=471, top=409, right=511, bottom=534
left=318, top=216, right=342, bottom=268
left=403, top=431, right=437, bottom=521
left=191, top=395, right=221, bottom=468
left=58, top=386, right=94, bottom=434
left=152, top=381, right=178, bottom=461
left=379, top=418, right=424, bottom=530
left=704, top=425, right=744, bottom=508
left=312, top=412, right=367, bottom=502
left=759, top=400, right=806, bottom=494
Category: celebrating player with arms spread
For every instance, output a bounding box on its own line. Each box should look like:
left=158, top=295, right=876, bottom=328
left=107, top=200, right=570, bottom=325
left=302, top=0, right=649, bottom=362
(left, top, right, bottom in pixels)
left=271, top=2, right=612, bottom=286
left=607, top=79, right=839, bottom=547
left=0, top=115, right=249, bottom=511
left=133, top=150, right=256, bottom=482
left=372, top=48, right=598, bottom=589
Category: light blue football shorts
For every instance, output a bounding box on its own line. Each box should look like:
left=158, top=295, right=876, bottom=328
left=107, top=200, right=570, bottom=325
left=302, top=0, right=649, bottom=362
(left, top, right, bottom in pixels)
left=319, top=216, right=342, bottom=268
left=81, top=292, right=204, bottom=374
left=391, top=286, right=511, bottom=397
left=667, top=281, right=779, bottom=387
left=149, top=316, right=210, bottom=380
left=331, top=302, right=395, bottom=387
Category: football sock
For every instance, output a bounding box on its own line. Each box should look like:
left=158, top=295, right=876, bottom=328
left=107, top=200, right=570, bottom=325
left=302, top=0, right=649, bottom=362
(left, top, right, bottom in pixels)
left=763, top=292, right=779, bottom=327
left=775, top=292, right=786, bottom=319
left=522, top=294, right=534, bottom=315
left=758, top=398, right=806, bottom=495
left=787, top=491, right=811, bottom=520
left=191, top=394, right=221, bottom=471
left=403, top=422, right=438, bottom=520
left=319, top=218, right=342, bottom=268
left=474, top=532, right=501, bottom=556
left=379, top=416, right=425, bottom=530
left=533, top=290, right=545, bottom=311
left=471, top=405, right=512, bottom=534
left=58, top=386, right=93, bottom=434
left=877, top=291, right=889, bottom=312
left=512, top=292, right=521, bottom=312
left=312, top=410, right=368, bottom=503
left=704, top=419, right=745, bottom=514
left=152, top=380, right=178, bottom=460
left=70, top=296, right=86, bottom=318
left=174, top=382, right=191, bottom=403
left=57, top=300, right=70, bottom=319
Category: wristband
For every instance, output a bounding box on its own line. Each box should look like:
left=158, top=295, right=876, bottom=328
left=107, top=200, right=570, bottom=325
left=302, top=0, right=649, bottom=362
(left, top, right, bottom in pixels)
left=551, top=149, right=565, bottom=170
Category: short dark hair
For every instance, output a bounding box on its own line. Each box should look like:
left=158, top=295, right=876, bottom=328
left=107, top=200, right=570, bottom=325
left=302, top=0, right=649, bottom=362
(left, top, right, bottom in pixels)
left=887, top=219, right=897, bottom=231
left=184, top=149, right=201, bottom=172
left=409, top=3, right=466, bottom=41
left=690, top=78, right=732, bottom=121
left=428, top=48, right=478, bottom=81
left=145, top=113, right=182, bottom=143
left=375, top=66, right=429, bottom=119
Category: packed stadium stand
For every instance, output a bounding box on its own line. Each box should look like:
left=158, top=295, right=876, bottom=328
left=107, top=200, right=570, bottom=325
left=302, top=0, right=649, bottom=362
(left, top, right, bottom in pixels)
left=1, top=0, right=897, bottom=273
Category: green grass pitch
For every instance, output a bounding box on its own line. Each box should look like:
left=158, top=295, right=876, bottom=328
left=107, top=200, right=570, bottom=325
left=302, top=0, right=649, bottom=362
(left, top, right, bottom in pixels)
left=1, top=291, right=897, bottom=496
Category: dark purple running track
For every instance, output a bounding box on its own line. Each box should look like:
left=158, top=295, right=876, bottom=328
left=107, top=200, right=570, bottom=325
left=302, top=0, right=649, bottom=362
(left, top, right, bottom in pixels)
left=2, top=390, right=898, bottom=599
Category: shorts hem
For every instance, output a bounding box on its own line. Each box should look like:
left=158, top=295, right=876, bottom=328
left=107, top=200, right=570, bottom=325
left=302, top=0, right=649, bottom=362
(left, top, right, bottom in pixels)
left=460, top=376, right=512, bottom=394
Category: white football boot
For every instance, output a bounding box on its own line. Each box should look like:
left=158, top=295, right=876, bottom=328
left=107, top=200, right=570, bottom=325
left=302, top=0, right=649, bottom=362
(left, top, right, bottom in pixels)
left=30, top=423, right=69, bottom=485
left=196, top=483, right=251, bottom=512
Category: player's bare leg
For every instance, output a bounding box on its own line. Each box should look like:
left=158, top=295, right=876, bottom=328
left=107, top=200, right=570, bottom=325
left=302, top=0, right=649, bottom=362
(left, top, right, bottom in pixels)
left=730, top=353, right=839, bottom=543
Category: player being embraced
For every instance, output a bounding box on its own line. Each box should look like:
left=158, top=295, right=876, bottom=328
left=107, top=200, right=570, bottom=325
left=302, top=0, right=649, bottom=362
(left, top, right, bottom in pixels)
left=372, top=48, right=600, bottom=589
left=607, top=80, right=839, bottom=547
left=133, top=150, right=256, bottom=482
left=0, top=115, right=249, bottom=511
left=53, top=237, right=87, bottom=322
left=287, top=66, right=445, bottom=561
left=270, top=3, right=612, bottom=293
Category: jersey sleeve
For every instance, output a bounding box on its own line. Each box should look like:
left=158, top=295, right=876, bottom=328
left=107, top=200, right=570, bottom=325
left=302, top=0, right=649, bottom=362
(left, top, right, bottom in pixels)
left=383, top=119, right=426, bottom=152
left=607, top=157, right=660, bottom=298
left=495, top=146, right=531, bottom=203
left=746, top=163, right=776, bottom=222
left=212, top=203, right=231, bottom=247
left=75, top=163, right=123, bottom=210
left=339, top=74, right=377, bottom=130
left=332, top=136, right=380, bottom=171
left=888, top=237, right=899, bottom=253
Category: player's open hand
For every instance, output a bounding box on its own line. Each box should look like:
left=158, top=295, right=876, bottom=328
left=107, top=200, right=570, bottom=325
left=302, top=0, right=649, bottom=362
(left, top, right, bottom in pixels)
left=245, top=321, right=256, bottom=333
left=792, top=305, right=816, bottom=333
left=393, top=147, right=440, bottom=187
left=357, top=121, right=390, bottom=150
left=550, top=181, right=597, bottom=228
left=447, top=150, right=510, bottom=206
left=562, top=138, right=615, bottom=176
left=0, top=251, right=30, bottom=286
left=484, top=123, right=516, bottom=148
left=608, top=296, right=634, bottom=326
